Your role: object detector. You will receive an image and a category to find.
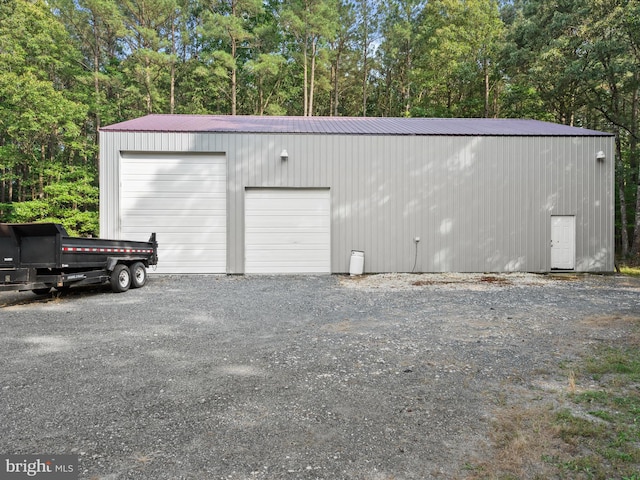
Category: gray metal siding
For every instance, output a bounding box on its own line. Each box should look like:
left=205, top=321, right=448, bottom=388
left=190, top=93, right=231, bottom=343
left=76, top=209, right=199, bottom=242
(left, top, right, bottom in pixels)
left=100, top=131, right=615, bottom=273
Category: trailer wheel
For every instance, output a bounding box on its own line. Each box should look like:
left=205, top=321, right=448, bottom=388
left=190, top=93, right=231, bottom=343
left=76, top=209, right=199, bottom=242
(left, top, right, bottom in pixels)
left=110, top=264, right=131, bottom=292
left=32, top=287, right=52, bottom=295
left=130, top=262, right=147, bottom=288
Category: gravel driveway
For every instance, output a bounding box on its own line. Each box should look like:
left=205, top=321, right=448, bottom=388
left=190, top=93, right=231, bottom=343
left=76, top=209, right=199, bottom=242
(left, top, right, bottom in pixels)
left=1, top=273, right=639, bottom=479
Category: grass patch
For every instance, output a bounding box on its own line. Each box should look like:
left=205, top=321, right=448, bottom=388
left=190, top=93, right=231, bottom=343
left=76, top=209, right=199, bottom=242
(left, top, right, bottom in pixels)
left=619, top=265, right=640, bottom=277
left=549, top=344, right=640, bottom=477
left=584, top=345, right=640, bottom=382
left=469, top=334, right=640, bottom=479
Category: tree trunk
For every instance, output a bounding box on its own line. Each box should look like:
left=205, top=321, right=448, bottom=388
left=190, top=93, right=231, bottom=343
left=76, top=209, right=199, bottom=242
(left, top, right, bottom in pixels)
left=258, top=76, right=264, bottom=115
left=362, top=54, right=368, bottom=117
left=630, top=73, right=639, bottom=187
left=145, top=57, right=153, bottom=114
left=308, top=37, right=317, bottom=116
left=630, top=179, right=640, bottom=259
left=629, top=80, right=640, bottom=257
left=231, top=39, right=237, bottom=115
left=18, top=165, right=25, bottom=202
left=385, top=67, right=393, bottom=116
left=484, top=58, right=490, bottom=118
left=361, top=3, right=368, bottom=117
left=329, top=42, right=338, bottom=116
left=230, top=0, right=237, bottom=115
left=92, top=13, right=101, bottom=133
left=303, top=36, right=309, bottom=116
left=615, top=131, right=629, bottom=257
left=170, top=15, right=176, bottom=114
left=0, top=167, right=5, bottom=204
left=404, top=38, right=412, bottom=116
left=39, top=145, right=45, bottom=199
left=333, top=50, right=340, bottom=116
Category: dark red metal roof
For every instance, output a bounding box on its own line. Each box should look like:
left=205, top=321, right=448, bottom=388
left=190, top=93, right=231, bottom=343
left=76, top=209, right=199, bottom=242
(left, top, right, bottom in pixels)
left=101, top=114, right=612, bottom=136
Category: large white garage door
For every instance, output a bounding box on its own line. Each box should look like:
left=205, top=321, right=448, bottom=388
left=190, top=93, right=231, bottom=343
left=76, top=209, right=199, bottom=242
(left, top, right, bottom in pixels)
left=120, top=153, right=226, bottom=274
left=245, top=189, right=331, bottom=274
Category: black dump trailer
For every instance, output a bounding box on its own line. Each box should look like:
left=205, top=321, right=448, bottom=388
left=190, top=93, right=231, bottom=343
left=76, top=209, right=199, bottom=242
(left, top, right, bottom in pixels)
left=0, top=223, right=158, bottom=294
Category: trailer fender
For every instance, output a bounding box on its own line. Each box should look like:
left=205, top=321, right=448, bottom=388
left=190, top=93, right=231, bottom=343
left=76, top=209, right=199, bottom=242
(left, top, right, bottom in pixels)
left=106, top=257, right=119, bottom=272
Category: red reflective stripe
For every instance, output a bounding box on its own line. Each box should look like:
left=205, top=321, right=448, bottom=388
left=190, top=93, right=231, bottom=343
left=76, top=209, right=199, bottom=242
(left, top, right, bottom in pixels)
left=62, top=246, right=153, bottom=253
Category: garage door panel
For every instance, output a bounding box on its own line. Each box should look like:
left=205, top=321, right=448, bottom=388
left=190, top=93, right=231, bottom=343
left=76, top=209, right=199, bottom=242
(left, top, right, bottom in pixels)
left=126, top=168, right=220, bottom=177
left=122, top=225, right=226, bottom=235
left=245, top=189, right=330, bottom=274
left=122, top=171, right=225, bottom=181
left=246, top=263, right=329, bottom=274
left=121, top=195, right=225, bottom=211
left=122, top=184, right=226, bottom=195
left=122, top=191, right=226, bottom=198
left=121, top=155, right=222, bottom=165
left=121, top=196, right=226, bottom=206
left=122, top=180, right=226, bottom=192
left=246, top=233, right=329, bottom=244
left=122, top=169, right=225, bottom=178
left=121, top=155, right=224, bottom=167
left=122, top=229, right=226, bottom=244
left=121, top=203, right=224, bottom=213
left=247, top=190, right=327, bottom=199
left=122, top=180, right=225, bottom=194
left=246, top=257, right=329, bottom=265
left=123, top=223, right=226, bottom=231
left=159, top=266, right=223, bottom=274
left=122, top=165, right=225, bottom=177
left=122, top=215, right=225, bottom=229
left=121, top=153, right=226, bottom=274
left=246, top=217, right=329, bottom=229
left=156, top=261, right=225, bottom=274
left=247, top=244, right=329, bottom=252
left=247, top=200, right=329, bottom=211
left=159, top=245, right=226, bottom=258
left=255, top=214, right=328, bottom=221
left=247, top=204, right=329, bottom=214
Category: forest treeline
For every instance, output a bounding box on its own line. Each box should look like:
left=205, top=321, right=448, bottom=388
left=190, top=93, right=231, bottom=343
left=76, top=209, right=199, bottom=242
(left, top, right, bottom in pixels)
left=0, top=0, right=639, bottom=260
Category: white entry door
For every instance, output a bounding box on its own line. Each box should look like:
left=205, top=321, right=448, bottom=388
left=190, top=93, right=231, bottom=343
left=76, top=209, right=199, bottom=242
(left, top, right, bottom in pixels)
left=245, top=189, right=331, bottom=274
left=551, top=216, right=575, bottom=270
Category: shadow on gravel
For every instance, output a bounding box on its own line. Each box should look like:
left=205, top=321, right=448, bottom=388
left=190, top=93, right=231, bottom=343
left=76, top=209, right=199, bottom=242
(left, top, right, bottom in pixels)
left=0, top=284, right=115, bottom=308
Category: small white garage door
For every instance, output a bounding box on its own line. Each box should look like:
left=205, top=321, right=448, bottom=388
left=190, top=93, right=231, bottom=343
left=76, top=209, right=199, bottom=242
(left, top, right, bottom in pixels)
left=120, top=153, right=226, bottom=274
left=245, top=189, right=331, bottom=274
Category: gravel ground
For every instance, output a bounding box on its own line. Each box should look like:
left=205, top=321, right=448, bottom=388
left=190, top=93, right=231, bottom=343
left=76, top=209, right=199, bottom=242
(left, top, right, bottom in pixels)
left=1, top=273, right=639, bottom=479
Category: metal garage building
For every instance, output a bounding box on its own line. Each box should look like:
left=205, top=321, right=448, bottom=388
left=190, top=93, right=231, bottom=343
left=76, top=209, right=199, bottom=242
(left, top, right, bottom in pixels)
left=99, top=115, right=614, bottom=274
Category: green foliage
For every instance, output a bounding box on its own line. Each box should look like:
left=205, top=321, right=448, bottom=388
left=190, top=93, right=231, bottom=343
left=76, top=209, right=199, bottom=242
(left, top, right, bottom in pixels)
left=4, top=165, right=99, bottom=236
left=0, top=0, right=638, bottom=246
left=0, top=0, right=95, bottom=234
left=415, top=0, right=505, bottom=118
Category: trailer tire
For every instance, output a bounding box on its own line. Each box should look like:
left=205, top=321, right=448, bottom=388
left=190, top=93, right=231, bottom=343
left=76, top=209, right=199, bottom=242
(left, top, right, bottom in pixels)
left=110, top=264, right=131, bottom=293
left=32, top=287, right=52, bottom=295
left=130, top=262, right=147, bottom=288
